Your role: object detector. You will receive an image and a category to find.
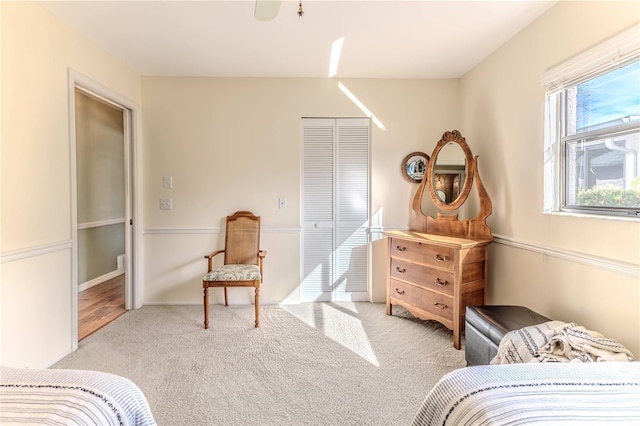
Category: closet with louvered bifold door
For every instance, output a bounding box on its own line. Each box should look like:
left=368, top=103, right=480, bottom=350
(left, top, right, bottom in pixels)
left=301, top=118, right=371, bottom=302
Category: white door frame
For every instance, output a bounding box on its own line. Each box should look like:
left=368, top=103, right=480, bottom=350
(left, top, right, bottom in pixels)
left=68, top=69, right=142, bottom=351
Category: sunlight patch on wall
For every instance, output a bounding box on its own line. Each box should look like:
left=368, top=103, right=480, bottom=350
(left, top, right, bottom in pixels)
left=371, top=208, right=384, bottom=237
left=338, top=82, right=386, bottom=130
left=328, top=37, right=344, bottom=77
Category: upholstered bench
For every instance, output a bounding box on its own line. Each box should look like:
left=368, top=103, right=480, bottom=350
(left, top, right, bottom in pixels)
left=465, top=305, right=551, bottom=366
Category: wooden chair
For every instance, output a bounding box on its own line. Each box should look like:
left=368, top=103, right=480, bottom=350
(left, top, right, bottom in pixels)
left=203, top=211, right=267, bottom=329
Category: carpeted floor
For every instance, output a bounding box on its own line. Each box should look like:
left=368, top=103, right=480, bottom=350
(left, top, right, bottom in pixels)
left=53, top=302, right=466, bottom=425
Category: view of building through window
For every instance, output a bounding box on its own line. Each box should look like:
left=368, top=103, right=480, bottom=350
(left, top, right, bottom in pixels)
left=564, top=61, right=640, bottom=210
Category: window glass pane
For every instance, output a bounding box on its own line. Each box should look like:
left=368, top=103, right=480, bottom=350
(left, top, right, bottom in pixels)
left=566, top=61, right=640, bottom=135
left=564, top=130, right=640, bottom=209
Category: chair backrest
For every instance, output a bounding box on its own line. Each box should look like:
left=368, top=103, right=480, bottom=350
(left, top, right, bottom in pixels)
left=224, top=211, right=261, bottom=265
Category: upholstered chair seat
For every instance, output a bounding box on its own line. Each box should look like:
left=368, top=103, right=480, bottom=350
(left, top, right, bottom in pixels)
left=203, top=264, right=261, bottom=282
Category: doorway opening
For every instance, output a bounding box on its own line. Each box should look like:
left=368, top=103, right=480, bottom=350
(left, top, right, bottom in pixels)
left=75, top=87, right=128, bottom=340
left=69, top=70, right=139, bottom=348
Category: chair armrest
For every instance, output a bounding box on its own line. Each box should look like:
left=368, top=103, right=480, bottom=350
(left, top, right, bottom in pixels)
left=257, top=250, right=267, bottom=282
left=204, top=250, right=225, bottom=272
left=205, top=249, right=225, bottom=259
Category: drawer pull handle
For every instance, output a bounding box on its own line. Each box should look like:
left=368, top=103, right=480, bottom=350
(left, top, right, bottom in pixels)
left=396, top=246, right=406, bottom=252
left=394, top=288, right=405, bottom=295
left=433, top=302, right=447, bottom=310
left=434, top=254, right=448, bottom=262
left=395, top=267, right=406, bottom=273
left=435, top=278, right=447, bottom=286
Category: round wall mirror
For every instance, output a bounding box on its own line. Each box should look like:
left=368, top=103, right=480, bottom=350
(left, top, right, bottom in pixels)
left=401, top=152, right=429, bottom=183
left=426, top=131, right=474, bottom=210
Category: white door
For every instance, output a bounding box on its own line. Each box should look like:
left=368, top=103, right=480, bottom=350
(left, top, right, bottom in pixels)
left=301, top=118, right=370, bottom=301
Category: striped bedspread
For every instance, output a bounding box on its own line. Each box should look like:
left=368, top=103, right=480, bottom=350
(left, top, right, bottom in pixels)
left=0, top=367, right=156, bottom=426
left=412, top=362, right=640, bottom=425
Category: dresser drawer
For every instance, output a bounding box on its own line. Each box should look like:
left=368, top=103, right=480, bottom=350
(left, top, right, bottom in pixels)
left=389, top=280, right=454, bottom=322
left=390, top=258, right=454, bottom=296
left=390, top=238, right=455, bottom=270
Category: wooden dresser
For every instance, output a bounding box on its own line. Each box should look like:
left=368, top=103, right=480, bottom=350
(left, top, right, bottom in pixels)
left=391, top=130, right=493, bottom=349
left=384, top=230, right=489, bottom=349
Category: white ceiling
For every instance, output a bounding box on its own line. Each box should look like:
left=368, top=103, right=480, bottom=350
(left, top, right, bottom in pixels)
left=39, top=0, right=557, bottom=79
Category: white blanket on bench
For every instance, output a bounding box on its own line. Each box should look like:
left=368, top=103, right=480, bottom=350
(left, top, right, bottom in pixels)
left=491, top=320, right=635, bottom=364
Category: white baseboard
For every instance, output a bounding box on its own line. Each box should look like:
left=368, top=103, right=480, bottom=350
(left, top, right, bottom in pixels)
left=79, top=269, right=124, bottom=292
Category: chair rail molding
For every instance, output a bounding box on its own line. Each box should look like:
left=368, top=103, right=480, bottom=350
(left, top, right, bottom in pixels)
left=144, top=227, right=302, bottom=235
left=77, top=218, right=126, bottom=230
left=1, top=240, right=73, bottom=264
left=493, top=234, right=639, bottom=278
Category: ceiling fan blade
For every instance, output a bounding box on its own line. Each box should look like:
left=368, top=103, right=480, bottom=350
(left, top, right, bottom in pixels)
left=255, top=0, right=281, bottom=22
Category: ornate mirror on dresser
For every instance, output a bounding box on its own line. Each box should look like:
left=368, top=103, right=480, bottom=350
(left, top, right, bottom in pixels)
left=385, top=130, right=492, bottom=349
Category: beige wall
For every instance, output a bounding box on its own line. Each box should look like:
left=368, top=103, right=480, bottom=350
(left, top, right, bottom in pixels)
left=1, top=2, right=141, bottom=368
left=461, top=1, right=640, bottom=356
left=140, top=77, right=459, bottom=306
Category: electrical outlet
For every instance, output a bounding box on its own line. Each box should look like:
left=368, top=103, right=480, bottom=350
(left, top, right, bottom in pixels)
left=162, top=176, right=173, bottom=189
left=279, top=197, right=287, bottom=209
left=160, top=198, right=172, bottom=210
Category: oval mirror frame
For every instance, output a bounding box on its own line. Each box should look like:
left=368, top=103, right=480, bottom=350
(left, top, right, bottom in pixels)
left=426, top=130, right=474, bottom=210
left=401, top=151, right=430, bottom=183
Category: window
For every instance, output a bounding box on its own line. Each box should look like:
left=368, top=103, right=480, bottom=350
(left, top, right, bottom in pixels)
left=542, top=25, right=640, bottom=218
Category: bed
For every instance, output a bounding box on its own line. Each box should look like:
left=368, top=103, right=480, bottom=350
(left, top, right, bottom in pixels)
left=412, top=362, right=640, bottom=425
left=0, top=366, right=156, bottom=425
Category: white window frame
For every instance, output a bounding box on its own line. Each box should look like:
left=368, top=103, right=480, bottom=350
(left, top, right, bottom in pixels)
left=541, top=24, right=640, bottom=219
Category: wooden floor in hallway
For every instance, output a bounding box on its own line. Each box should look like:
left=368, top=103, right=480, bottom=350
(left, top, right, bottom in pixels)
left=78, top=274, right=126, bottom=341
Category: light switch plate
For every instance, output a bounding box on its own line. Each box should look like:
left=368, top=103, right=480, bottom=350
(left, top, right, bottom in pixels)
left=162, top=176, right=173, bottom=189
left=279, top=197, right=287, bottom=209
left=160, top=198, right=172, bottom=210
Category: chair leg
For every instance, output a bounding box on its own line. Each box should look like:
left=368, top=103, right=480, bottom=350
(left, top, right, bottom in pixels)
left=203, top=287, right=210, bottom=329
left=254, top=286, right=260, bottom=328
left=224, top=287, right=228, bottom=306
